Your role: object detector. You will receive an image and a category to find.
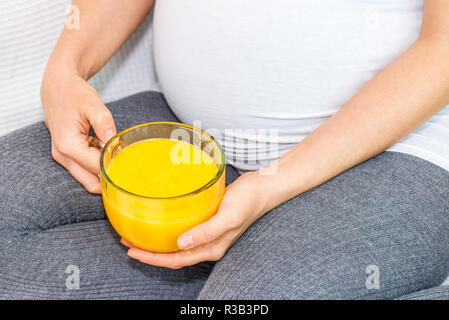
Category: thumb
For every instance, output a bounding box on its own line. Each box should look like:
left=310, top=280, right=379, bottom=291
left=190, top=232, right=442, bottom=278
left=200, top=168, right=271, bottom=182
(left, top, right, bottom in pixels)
left=177, top=213, right=230, bottom=250
left=86, top=103, right=116, bottom=144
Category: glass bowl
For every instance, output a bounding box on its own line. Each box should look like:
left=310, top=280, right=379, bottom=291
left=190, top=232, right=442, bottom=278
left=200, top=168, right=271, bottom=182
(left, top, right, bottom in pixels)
left=100, top=122, right=226, bottom=253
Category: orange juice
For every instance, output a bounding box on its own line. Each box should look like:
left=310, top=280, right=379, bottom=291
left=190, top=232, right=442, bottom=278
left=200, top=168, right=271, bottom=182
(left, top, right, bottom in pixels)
left=101, top=138, right=225, bottom=252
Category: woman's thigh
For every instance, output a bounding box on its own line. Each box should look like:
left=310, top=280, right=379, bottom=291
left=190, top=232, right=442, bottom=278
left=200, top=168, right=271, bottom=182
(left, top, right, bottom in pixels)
left=396, top=285, right=449, bottom=300
left=0, top=91, right=237, bottom=299
left=200, top=152, right=449, bottom=300
left=0, top=92, right=178, bottom=238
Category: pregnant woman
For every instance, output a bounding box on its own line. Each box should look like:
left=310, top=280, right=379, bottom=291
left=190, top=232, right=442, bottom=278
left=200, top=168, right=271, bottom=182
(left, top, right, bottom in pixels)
left=1, top=0, right=449, bottom=299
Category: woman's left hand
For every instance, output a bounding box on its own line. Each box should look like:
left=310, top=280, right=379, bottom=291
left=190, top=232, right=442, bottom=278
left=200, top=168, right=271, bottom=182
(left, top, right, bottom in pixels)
left=122, top=171, right=268, bottom=269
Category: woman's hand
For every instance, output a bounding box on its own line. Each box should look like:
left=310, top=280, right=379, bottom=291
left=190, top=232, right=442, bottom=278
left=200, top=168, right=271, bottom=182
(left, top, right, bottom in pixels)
left=39, top=0, right=154, bottom=194
left=41, top=71, right=116, bottom=194
left=123, top=171, right=269, bottom=269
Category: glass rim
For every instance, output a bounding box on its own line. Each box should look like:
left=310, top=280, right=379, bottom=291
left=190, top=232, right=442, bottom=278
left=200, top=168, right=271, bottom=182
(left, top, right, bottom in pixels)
left=99, top=121, right=226, bottom=200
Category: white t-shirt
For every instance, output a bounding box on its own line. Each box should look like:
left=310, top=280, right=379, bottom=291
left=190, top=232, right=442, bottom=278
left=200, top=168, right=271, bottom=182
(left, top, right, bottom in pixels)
left=153, top=0, right=449, bottom=172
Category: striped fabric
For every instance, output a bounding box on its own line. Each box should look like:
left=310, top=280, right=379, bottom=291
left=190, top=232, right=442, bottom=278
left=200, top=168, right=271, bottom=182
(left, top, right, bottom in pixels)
left=0, top=0, right=159, bottom=136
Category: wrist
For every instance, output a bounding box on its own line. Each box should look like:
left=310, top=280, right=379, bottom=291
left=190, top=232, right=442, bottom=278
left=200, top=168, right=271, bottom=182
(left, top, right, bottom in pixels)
left=239, top=170, right=279, bottom=217
left=43, top=42, right=92, bottom=84
left=41, top=56, right=84, bottom=95
left=251, top=161, right=308, bottom=214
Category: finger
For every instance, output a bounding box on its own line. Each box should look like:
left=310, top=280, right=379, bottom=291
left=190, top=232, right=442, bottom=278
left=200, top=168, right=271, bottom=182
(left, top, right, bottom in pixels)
left=68, top=136, right=103, bottom=174
left=54, top=132, right=102, bottom=175
left=120, top=238, right=134, bottom=248
left=88, top=136, right=103, bottom=150
left=62, top=156, right=102, bottom=194
left=85, top=102, right=116, bottom=145
left=127, top=243, right=224, bottom=269
left=177, top=210, right=240, bottom=250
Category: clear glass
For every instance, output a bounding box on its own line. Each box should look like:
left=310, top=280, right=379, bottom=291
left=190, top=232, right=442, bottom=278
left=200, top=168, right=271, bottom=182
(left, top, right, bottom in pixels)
left=100, top=122, right=226, bottom=252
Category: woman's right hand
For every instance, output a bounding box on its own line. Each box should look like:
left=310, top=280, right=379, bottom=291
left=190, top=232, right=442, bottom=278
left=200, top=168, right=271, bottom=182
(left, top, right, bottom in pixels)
left=41, top=72, right=116, bottom=194
left=38, top=0, right=154, bottom=193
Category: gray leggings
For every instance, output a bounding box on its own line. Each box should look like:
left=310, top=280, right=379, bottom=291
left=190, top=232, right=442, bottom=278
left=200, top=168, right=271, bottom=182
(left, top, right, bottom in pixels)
left=1, top=91, right=449, bottom=300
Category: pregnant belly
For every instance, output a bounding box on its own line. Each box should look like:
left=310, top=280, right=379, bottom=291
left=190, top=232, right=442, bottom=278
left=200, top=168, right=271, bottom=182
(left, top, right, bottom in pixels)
left=153, top=0, right=422, bottom=170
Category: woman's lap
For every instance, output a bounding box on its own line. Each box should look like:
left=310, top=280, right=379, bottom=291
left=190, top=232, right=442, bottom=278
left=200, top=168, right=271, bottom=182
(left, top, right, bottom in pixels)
left=199, top=152, right=449, bottom=299
left=0, top=92, right=217, bottom=299
left=396, top=285, right=449, bottom=300
left=1, top=91, right=448, bottom=299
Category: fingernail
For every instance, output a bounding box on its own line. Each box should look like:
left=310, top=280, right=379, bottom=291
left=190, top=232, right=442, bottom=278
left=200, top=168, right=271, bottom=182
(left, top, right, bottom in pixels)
left=127, top=249, right=137, bottom=259
left=178, top=234, right=194, bottom=249
left=104, top=129, right=115, bottom=143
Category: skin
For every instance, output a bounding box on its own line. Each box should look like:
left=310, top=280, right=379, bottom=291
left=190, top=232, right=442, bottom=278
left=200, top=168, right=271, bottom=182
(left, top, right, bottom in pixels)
left=42, top=1, right=449, bottom=269
left=41, top=0, right=155, bottom=193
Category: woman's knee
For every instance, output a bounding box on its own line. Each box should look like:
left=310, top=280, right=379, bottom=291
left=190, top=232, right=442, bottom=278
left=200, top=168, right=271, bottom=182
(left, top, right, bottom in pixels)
left=0, top=122, right=103, bottom=236
left=0, top=92, right=171, bottom=235
left=200, top=205, right=448, bottom=299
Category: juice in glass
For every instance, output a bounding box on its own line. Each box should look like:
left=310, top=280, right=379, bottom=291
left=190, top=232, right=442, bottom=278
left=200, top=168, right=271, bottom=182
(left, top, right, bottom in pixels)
left=100, top=122, right=225, bottom=252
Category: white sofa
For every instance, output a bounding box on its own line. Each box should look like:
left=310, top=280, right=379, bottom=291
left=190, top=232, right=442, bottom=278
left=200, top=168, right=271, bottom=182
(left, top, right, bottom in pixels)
left=1, top=0, right=448, bottom=288
left=0, top=0, right=159, bottom=137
